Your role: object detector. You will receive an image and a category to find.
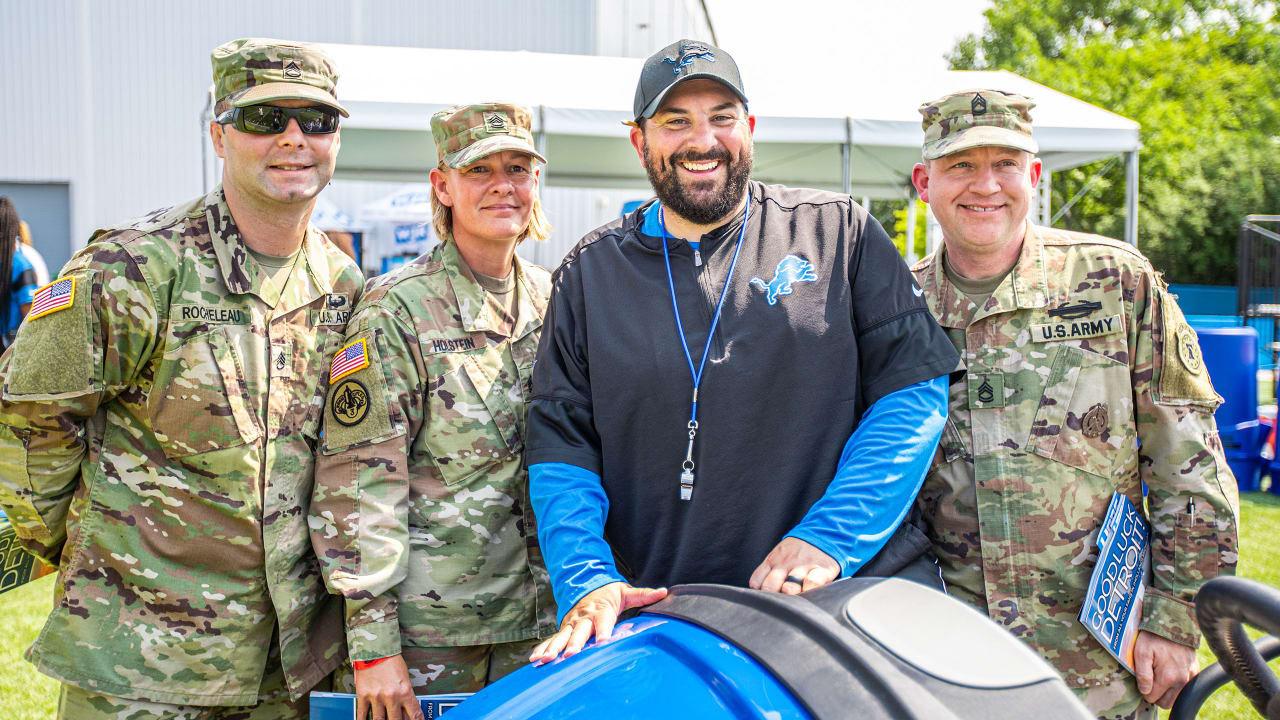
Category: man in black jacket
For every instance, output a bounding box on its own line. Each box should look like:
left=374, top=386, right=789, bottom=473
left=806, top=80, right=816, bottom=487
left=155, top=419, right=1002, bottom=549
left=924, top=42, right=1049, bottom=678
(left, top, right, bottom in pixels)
left=526, top=39, right=961, bottom=662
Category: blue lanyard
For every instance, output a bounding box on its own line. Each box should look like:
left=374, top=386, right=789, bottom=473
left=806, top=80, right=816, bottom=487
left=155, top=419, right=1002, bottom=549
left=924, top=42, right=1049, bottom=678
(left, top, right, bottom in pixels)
left=659, top=187, right=751, bottom=500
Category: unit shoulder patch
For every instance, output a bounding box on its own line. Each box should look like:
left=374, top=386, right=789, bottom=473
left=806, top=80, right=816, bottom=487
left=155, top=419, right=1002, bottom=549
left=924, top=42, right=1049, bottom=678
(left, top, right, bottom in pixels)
left=330, top=379, right=369, bottom=426
left=1176, top=324, right=1203, bottom=373
left=1156, top=290, right=1218, bottom=406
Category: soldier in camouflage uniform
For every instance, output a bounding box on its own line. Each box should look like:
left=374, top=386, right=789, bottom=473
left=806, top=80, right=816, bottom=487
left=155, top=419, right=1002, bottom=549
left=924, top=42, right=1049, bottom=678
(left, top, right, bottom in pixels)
left=309, top=102, right=556, bottom=720
left=0, top=38, right=363, bottom=719
left=909, top=89, right=1240, bottom=719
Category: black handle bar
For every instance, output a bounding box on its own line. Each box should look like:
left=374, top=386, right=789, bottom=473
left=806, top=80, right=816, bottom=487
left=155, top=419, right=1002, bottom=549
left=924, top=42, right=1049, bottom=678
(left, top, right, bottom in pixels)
left=1168, top=577, right=1280, bottom=719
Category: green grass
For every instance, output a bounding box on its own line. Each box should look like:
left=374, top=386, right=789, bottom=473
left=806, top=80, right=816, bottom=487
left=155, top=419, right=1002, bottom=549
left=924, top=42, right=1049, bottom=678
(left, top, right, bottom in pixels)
left=0, top=574, right=59, bottom=718
left=4, top=495, right=1280, bottom=719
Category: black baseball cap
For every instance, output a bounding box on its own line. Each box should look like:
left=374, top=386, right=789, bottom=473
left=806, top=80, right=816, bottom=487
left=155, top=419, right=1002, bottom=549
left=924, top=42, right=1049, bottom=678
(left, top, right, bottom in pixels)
left=632, top=39, right=748, bottom=122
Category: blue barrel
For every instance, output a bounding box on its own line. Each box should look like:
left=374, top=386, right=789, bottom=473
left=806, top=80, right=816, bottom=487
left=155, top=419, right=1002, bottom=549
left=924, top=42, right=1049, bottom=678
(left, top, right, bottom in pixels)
left=1192, top=326, right=1261, bottom=491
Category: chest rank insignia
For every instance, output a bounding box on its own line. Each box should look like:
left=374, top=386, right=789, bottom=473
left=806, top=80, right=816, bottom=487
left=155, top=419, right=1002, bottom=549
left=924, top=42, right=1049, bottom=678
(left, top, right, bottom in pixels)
left=1176, top=324, right=1203, bottom=373
left=749, top=255, right=818, bottom=306
left=968, top=372, right=1005, bottom=408
left=1048, top=300, right=1102, bottom=320
left=331, top=379, right=369, bottom=426
left=1081, top=403, right=1109, bottom=438
left=329, top=338, right=369, bottom=383
left=662, top=42, right=715, bottom=75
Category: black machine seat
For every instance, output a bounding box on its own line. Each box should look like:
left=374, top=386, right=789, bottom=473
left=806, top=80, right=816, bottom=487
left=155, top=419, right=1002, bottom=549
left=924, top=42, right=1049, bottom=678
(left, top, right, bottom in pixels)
left=644, top=577, right=1095, bottom=720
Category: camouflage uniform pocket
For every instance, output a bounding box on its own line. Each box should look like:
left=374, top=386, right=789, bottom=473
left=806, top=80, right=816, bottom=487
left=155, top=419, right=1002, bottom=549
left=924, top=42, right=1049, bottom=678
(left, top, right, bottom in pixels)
left=1168, top=509, right=1223, bottom=586
left=147, top=327, right=262, bottom=458
left=425, top=354, right=520, bottom=487
left=1030, top=345, right=1136, bottom=480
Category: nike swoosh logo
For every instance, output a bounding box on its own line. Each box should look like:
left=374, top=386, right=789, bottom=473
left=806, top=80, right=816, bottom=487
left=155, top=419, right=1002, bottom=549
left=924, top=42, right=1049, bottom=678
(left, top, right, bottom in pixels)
left=912, top=285, right=924, bottom=297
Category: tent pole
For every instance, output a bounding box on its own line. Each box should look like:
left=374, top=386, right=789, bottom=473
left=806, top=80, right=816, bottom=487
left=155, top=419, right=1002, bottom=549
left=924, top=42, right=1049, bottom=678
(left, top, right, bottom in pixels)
left=1124, top=150, right=1139, bottom=246
left=841, top=117, right=852, bottom=196
left=1038, top=169, right=1051, bottom=226
left=201, top=88, right=214, bottom=195
left=537, top=105, right=548, bottom=184
left=904, top=193, right=917, bottom=265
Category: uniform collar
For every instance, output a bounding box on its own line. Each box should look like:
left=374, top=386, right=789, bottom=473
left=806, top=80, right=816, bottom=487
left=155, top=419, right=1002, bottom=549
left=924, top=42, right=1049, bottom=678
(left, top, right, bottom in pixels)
left=920, top=219, right=1049, bottom=328
left=205, top=186, right=334, bottom=313
left=630, top=182, right=760, bottom=255
left=441, top=239, right=546, bottom=340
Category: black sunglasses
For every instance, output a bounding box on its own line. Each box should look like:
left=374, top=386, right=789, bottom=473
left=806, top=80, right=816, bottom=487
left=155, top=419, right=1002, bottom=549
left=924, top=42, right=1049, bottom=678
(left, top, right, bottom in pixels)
left=216, top=105, right=340, bottom=135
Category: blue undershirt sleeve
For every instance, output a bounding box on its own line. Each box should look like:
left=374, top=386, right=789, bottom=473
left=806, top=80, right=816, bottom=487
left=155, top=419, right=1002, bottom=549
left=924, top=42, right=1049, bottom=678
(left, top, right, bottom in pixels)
left=530, top=461, right=626, bottom=625
left=785, top=374, right=949, bottom=577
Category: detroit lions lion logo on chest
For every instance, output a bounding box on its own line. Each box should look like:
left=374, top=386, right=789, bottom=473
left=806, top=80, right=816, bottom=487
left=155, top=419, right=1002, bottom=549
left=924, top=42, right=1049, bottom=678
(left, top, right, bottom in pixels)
left=750, top=255, right=818, bottom=306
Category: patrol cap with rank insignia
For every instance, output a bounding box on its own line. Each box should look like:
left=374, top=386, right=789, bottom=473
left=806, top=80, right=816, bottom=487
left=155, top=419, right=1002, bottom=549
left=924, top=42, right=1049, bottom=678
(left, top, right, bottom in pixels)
left=211, top=37, right=348, bottom=116
left=430, top=103, right=547, bottom=169
left=918, top=89, right=1038, bottom=160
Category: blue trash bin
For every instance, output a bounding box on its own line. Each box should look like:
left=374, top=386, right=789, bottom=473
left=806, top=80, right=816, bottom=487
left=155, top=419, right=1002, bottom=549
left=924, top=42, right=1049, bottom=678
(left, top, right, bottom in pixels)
left=1192, top=326, right=1262, bottom=491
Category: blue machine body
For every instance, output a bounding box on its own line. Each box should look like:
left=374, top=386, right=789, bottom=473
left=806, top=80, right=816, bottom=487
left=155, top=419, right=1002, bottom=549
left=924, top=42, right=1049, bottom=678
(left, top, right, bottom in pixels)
left=435, top=579, right=1094, bottom=720
left=1192, top=325, right=1263, bottom=491
left=442, top=615, right=811, bottom=719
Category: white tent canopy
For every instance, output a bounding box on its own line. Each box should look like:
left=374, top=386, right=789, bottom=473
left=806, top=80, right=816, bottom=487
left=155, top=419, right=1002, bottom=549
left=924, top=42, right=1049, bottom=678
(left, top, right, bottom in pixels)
left=203, top=43, right=1142, bottom=243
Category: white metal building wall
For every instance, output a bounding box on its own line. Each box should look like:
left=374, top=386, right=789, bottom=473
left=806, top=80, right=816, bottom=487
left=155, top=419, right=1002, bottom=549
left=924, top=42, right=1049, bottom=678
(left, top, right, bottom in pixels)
left=0, top=0, right=711, bottom=270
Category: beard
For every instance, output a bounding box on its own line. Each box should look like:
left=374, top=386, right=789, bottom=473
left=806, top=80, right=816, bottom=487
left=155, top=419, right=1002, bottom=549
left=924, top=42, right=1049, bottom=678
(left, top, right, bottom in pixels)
left=644, top=139, right=753, bottom=226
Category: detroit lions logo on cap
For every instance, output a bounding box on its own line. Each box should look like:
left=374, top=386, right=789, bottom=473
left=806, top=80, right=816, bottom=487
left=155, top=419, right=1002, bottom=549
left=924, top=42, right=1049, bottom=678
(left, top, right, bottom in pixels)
left=662, top=42, right=715, bottom=75
left=750, top=255, right=818, bottom=306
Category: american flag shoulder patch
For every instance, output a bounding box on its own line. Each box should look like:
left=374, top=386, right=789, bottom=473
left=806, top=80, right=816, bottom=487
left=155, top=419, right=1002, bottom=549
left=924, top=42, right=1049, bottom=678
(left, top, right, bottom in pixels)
left=29, top=277, right=77, bottom=320
left=329, top=338, right=370, bottom=384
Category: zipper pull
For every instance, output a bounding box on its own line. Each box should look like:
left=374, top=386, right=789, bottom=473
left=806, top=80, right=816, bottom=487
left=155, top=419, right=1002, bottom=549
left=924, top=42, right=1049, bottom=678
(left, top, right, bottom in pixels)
left=693, top=248, right=703, bottom=267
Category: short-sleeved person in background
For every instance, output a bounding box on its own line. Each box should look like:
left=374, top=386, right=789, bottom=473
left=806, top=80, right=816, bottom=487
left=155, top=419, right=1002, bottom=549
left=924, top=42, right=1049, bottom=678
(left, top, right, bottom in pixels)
left=0, top=38, right=362, bottom=719
left=18, top=219, right=52, bottom=285
left=0, top=198, right=38, bottom=348
left=311, top=102, right=556, bottom=720
left=525, top=40, right=962, bottom=662
left=909, top=89, right=1239, bottom=719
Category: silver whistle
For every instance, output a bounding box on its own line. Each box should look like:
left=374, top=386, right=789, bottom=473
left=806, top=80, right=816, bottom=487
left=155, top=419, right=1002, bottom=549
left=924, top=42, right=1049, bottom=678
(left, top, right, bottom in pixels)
left=680, top=420, right=698, bottom=501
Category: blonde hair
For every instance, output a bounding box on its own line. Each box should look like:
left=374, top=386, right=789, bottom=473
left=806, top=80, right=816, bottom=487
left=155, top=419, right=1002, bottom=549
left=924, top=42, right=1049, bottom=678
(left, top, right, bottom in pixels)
left=431, top=162, right=551, bottom=245
left=18, top=220, right=32, bottom=246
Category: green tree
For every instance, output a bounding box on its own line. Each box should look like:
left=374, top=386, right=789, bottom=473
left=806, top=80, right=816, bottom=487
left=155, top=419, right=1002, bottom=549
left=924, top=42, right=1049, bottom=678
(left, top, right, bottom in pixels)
left=950, top=0, right=1280, bottom=284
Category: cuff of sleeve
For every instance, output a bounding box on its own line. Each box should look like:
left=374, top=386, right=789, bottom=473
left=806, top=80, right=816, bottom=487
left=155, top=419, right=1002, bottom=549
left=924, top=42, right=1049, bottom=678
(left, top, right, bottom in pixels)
left=1139, top=588, right=1201, bottom=648
left=783, top=529, right=850, bottom=578
left=557, top=574, right=625, bottom=626
left=352, top=656, right=394, bottom=670
left=346, top=619, right=403, bottom=662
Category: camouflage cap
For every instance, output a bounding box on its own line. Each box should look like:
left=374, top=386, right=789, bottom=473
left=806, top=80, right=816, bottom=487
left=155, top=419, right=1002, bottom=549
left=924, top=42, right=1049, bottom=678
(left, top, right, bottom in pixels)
left=212, top=38, right=348, bottom=117
left=430, top=103, right=547, bottom=169
left=919, top=89, right=1037, bottom=160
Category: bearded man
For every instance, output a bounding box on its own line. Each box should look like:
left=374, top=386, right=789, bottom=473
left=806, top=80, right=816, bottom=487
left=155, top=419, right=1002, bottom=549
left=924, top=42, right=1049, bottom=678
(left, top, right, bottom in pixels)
left=524, top=39, right=963, bottom=661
